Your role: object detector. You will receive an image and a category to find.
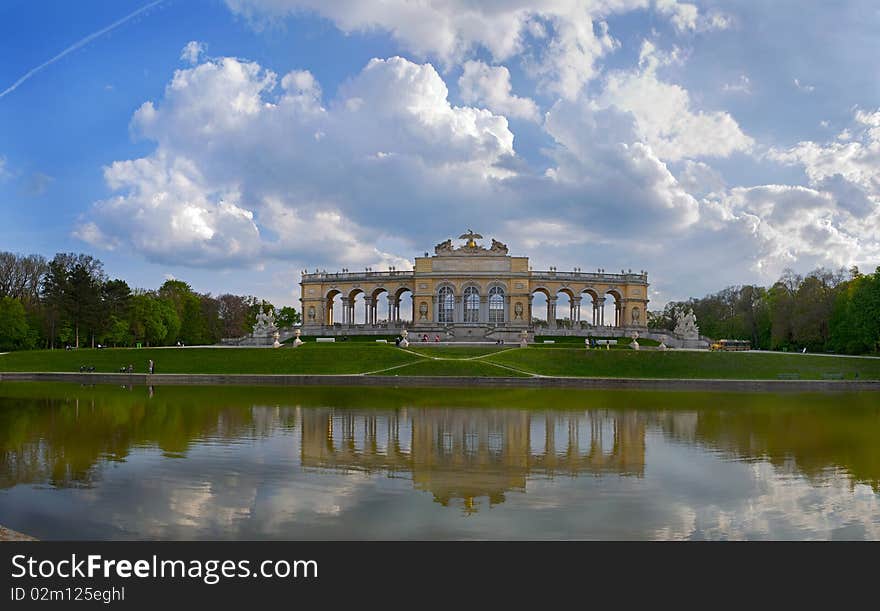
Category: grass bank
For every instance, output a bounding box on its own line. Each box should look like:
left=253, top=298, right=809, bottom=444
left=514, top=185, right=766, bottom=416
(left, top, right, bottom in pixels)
left=484, top=348, right=880, bottom=380
left=2, top=344, right=879, bottom=380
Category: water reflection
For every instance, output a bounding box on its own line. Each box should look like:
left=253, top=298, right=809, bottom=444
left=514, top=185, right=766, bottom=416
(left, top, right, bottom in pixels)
left=302, top=409, right=645, bottom=512
left=0, top=383, right=878, bottom=540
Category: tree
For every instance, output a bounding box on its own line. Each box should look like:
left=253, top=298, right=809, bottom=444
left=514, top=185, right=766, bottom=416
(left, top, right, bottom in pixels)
left=0, top=297, right=33, bottom=350
left=41, top=253, right=106, bottom=348
left=217, top=294, right=250, bottom=339
left=275, top=306, right=301, bottom=328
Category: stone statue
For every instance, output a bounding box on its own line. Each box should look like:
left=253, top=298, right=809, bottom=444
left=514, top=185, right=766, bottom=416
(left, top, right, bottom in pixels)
left=674, top=308, right=699, bottom=339
left=273, top=331, right=281, bottom=348
left=400, top=328, right=409, bottom=348
left=253, top=306, right=276, bottom=335
left=490, top=239, right=509, bottom=254
left=520, top=329, right=529, bottom=348
left=630, top=330, right=640, bottom=351
left=514, top=302, right=524, bottom=320
left=434, top=239, right=453, bottom=254
left=631, top=307, right=641, bottom=326
left=292, top=328, right=303, bottom=347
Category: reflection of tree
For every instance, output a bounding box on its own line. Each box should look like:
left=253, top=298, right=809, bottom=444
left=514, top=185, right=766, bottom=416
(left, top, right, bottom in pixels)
left=654, top=393, right=880, bottom=491
left=2, top=383, right=878, bottom=511
left=0, top=388, right=288, bottom=489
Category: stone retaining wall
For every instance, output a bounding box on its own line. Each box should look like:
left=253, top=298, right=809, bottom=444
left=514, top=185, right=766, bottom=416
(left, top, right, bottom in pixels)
left=2, top=372, right=878, bottom=392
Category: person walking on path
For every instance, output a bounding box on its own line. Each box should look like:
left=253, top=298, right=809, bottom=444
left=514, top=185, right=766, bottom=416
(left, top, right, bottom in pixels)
left=148, top=359, right=155, bottom=375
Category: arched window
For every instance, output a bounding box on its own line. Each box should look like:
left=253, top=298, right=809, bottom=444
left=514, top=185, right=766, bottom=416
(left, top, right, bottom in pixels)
left=463, top=286, right=480, bottom=323
left=438, top=286, right=454, bottom=323
left=489, top=286, right=505, bottom=323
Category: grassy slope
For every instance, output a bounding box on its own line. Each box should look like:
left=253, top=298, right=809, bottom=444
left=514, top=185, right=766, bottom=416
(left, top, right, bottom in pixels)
left=405, top=346, right=510, bottom=358
left=485, top=348, right=880, bottom=380
left=370, top=359, right=526, bottom=377
left=2, top=344, right=879, bottom=380
left=0, top=345, right=421, bottom=375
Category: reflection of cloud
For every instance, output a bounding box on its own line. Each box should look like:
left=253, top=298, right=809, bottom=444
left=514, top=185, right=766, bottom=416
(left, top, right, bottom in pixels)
left=655, top=462, right=880, bottom=540
left=1, top=393, right=879, bottom=540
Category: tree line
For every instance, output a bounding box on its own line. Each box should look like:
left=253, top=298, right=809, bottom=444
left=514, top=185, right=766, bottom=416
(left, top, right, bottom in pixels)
left=648, top=266, right=880, bottom=354
left=0, top=251, right=300, bottom=351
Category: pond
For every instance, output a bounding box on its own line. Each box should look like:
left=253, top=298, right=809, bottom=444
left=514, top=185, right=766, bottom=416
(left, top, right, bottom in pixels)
left=0, top=382, right=878, bottom=540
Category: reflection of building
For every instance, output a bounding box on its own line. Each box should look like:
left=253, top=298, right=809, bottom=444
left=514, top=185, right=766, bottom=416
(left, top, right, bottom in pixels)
left=300, top=409, right=646, bottom=512
left=300, top=231, right=649, bottom=340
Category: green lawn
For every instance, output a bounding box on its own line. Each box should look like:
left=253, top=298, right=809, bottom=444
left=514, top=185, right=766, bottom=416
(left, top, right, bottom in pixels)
left=0, top=345, right=421, bottom=375
left=370, top=359, right=527, bottom=377
left=404, top=345, right=510, bottom=358
left=484, top=348, right=880, bottom=380
left=2, top=344, right=879, bottom=380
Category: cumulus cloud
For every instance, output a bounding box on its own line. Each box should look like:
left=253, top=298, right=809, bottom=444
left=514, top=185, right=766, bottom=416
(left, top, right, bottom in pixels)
left=77, top=55, right=518, bottom=268
left=73, top=39, right=880, bottom=303
left=769, top=107, right=880, bottom=212
left=458, top=60, right=540, bottom=121
left=654, top=0, right=730, bottom=33
left=180, top=41, right=206, bottom=65
left=223, top=0, right=724, bottom=99
left=596, top=40, right=753, bottom=161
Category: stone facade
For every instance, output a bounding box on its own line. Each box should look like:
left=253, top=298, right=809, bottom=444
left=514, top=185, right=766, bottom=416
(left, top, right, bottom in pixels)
left=300, top=233, right=650, bottom=340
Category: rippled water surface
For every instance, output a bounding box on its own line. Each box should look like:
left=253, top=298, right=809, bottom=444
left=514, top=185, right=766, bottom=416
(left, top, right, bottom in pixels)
left=0, top=383, right=878, bottom=540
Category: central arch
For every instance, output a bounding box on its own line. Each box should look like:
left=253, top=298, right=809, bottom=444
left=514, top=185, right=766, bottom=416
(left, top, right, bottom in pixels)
left=463, top=285, right=480, bottom=323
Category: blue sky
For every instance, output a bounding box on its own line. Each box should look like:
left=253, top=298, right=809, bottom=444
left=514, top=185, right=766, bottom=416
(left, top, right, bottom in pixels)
left=1, top=0, right=879, bottom=308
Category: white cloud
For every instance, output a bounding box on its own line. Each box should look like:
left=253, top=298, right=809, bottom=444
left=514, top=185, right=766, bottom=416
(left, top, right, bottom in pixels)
left=769, top=107, right=880, bottom=207
left=722, top=74, right=751, bottom=94
left=654, top=0, right=731, bottom=32
left=597, top=41, right=753, bottom=161
left=793, top=78, right=815, bottom=93
left=222, top=1, right=671, bottom=99
left=180, top=41, right=206, bottom=65
left=458, top=60, right=540, bottom=121
left=78, top=55, right=518, bottom=267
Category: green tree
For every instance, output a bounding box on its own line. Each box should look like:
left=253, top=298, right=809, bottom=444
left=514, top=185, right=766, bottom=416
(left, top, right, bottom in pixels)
left=41, top=253, right=106, bottom=348
left=275, top=306, right=301, bottom=328
left=0, top=297, right=34, bottom=350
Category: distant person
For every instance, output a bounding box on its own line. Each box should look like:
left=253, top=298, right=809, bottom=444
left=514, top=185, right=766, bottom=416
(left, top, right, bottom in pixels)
left=434, top=335, right=440, bottom=342
left=585, top=337, right=590, bottom=350
left=802, top=347, right=807, bottom=354
left=148, top=359, right=155, bottom=375
left=395, top=337, right=401, bottom=347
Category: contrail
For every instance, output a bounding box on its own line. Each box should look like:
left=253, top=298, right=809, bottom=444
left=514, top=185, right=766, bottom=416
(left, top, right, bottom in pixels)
left=0, top=0, right=165, bottom=100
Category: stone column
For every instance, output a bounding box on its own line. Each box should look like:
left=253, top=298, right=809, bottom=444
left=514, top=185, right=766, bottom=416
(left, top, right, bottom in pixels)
left=365, top=297, right=374, bottom=325
left=548, top=297, right=557, bottom=329
left=432, top=295, right=439, bottom=324
left=454, top=295, right=463, bottom=324
left=479, top=295, right=488, bottom=323
left=341, top=297, right=350, bottom=325
left=597, top=298, right=605, bottom=326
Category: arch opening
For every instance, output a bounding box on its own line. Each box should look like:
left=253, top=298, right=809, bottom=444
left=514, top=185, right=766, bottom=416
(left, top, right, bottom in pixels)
left=488, top=286, right=505, bottom=324
left=463, top=286, right=480, bottom=323
left=438, top=286, right=454, bottom=324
